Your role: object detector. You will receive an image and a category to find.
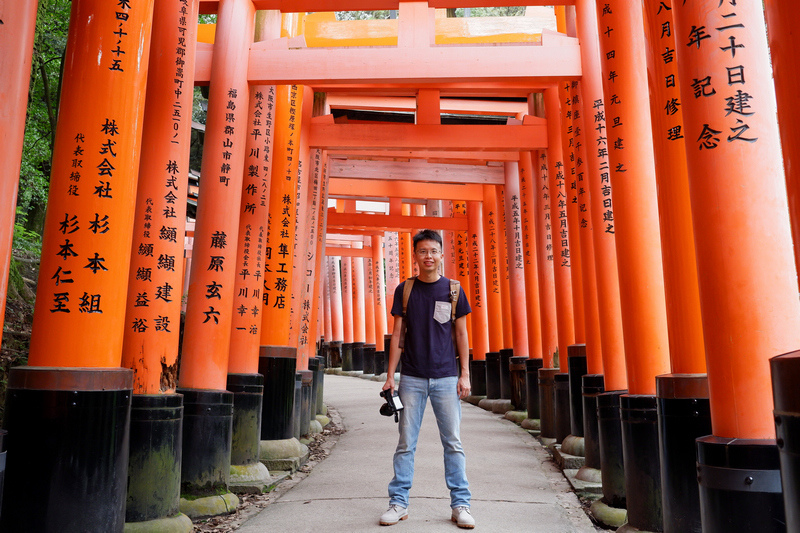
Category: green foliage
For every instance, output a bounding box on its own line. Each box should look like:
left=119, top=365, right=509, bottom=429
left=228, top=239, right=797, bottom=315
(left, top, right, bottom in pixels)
left=335, top=7, right=525, bottom=20
left=18, top=0, right=73, bottom=233
left=336, top=11, right=393, bottom=20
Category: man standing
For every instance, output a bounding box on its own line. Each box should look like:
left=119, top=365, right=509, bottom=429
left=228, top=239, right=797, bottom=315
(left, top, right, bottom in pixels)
left=380, top=229, right=475, bottom=529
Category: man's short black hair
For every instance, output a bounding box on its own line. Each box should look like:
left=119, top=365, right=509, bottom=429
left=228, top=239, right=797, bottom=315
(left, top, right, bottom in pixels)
left=413, top=229, right=442, bottom=251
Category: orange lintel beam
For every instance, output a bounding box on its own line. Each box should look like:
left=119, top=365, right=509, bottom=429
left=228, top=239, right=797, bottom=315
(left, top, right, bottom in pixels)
left=327, top=95, right=528, bottom=117
left=201, top=1, right=572, bottom=15
left=244, top=40, right=580, bottom=86
left=327, top=212, right=468, bottom=232
left=328, top=178, right=484, bottom=202
left=325, top=245, right=372, bottom=258
left=328, top=158, right=504, bottom=184
left=311, top=124, right=547, bottom=151
left=327, top=150, right=520, bottom=162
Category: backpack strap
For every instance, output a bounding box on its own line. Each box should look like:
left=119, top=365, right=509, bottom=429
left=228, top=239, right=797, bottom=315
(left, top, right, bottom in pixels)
left=402, top=276, right=416, bottom=317
left=449, top=279, right=460, bottom=323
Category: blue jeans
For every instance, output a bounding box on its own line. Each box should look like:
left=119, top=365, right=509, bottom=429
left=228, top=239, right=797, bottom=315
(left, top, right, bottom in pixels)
left=388, top=375, right=471, bottom=509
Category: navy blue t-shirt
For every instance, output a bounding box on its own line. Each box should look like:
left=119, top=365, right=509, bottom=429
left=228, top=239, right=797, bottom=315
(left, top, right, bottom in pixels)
left=391, top=277, right=471, bottom=379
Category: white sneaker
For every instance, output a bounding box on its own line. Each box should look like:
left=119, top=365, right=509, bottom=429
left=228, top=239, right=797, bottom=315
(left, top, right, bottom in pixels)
left=451, top=506, right=475, bottom=529
left=380, top=504, right=408, bottom=526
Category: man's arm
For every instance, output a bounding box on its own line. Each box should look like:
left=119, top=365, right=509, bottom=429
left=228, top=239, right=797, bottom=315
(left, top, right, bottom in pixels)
left=382, top=315, right=404, bottom=393
left=455, top=315, right=471, bottom=399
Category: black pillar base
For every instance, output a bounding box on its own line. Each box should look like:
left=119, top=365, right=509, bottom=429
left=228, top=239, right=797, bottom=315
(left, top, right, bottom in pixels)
left=258, top=346, right=297, bottom=441
left=374, top=351, right=386, bottom=375
left=0, top=429, right=6, bottom=520
left=363, top=344, right=376, bottom=375
left=485, top=352, right=501, bottom=399
left=538, top=368, right=559, bottom=439
left=298, top=370, right=313, bottom=438
left=292, top=372, right=302, bottom=440
left=597, top=390, right=627, bottom=508
left=526, top=359, right=544, bottom=419
left=657, top=374, right=710, bottom=533
left=341, top=342, right=354, bottom=371
left=351, top=341, right=365, bottom=371
left=1, top=367, right=132, bottom=532
left=499, top=348, right=513, bottom=400
left=554, top=373, right=571, bottom=443
left=697, top=436, right=784, bottom=533
left=621, top=394, right=662, bottom=532
left=178, top=388, right=233, bottom=497
left=771, top=350, right=800, bottom=533
left=509, top=356, right=527, bottom=411
left=567, top=345, right=587, bottom=437
left=309, top=357, right=325, bottom=416
left=582, top=374, right=605, bottom=470
left=470, top=359, right=487, bottom=396
left=227, top=374, right=264, bottom=467
left=329, top=341, right=342, bottom=368
left=126, top=393, right=183, bottom=523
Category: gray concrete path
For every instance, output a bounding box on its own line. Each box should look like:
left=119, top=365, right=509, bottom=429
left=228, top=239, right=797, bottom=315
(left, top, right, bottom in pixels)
left=238, top=374, right=602, bottom=533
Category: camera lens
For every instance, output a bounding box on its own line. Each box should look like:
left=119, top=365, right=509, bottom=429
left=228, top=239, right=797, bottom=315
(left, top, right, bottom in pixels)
left=380, top=403, right=393, bottom=417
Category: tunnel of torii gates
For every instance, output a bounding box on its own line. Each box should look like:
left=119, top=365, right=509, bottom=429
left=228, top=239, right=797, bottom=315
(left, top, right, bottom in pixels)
left=2, top=0, right=800, bottom=531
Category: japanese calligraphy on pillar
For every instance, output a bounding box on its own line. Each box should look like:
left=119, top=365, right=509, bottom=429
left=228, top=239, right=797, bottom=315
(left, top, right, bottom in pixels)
left=509, top=193, right=523, bottom=270
left=384, top=231, right=400, bottom=300
left=453, top=202, right=470, bottom=280
left=539, top=153, right=553, bottom=262
left=681, top=2, right=758, bottom=149
left=570, top=81, right=591, bottom=233
left=486, top=206, right=500, bottom=294
left=230, top=87, right=275, bottom=344
left=297, top=149, right=323, bottom=348
left=595, top=5, right=619, bottom=235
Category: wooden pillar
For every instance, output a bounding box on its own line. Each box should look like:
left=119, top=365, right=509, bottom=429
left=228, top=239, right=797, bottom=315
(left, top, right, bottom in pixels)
left=0, top=0, right=37, bottom=335
left=227, top=82, right=277, bottom=374
left=544, top=88, right=576, bottom=365
left=574, top=0, right=626, bottom=391
left=122, top=0, right=199, bottom=391
left=569, top=85, right=603, bottom=375
left=466, top=201, right=490, bottom=362
left=503, top=162, right=529, bottom=357
left=555, top=81, right=587, bottom=346
left=5, top=1, right=153, bottom=529
left=495, top=185, right=514, bottom=349
left=519, top=152, right=543, bottom=359
left=352, top=242, right=366, bottom=345
left=481, top=185, right=505, bottom=352
left=341, top=254, right=354, bottom=345
left=384, top=230, right=400, bottom=327
left=643, top=0, right=706, bottom=375
left=443, top=201, right=458, bottom=280
left=365, top=250, right=376, bottom=346
left=329, top=256, right=344, bottom=343
left=672, top=0, right=800, bottom=439
left=372, top=234, right=388, bottom=344
left=454, top=201, right=474, bottom=347
left=398, top=203, right=413, bottom=281
left=765, top=0, right=800, bottom=292
left=179, top=0, right=253, bottom=390
left=595, top=0, right=671, bottom=395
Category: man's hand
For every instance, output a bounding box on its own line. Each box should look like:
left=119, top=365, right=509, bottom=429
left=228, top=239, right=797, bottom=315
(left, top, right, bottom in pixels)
left=457, top=375, right=471, bottom=399
left=383, top=375, right=396, bottom=393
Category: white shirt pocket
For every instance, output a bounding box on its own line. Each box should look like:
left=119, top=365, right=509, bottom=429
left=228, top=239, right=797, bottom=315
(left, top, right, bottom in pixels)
left=433, top=301, right=451, bottom=324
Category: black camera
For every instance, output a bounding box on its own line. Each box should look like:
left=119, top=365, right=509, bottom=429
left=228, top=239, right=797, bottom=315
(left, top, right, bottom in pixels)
left=380, top=389, right=404, bottom=423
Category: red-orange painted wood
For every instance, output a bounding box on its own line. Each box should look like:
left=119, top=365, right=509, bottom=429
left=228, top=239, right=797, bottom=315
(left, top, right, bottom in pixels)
left=503, top=163, right=529, bottom=357
left=122, top=0, right=198, bottom=392
left=574, top=0, right=626, bottom=390
left=0, top=0, right=37, bottom=336
left=398, top=204, right=412, bottom=280
left=259, top=84, right=303, bottom=346
left=329, top=256, right=344, bottom=343
left=595, top=0, right=671, bottom=396
left=673, top=0, right=800, bottom=439
left=352, top=241, right=366, bottom=344
left=481, top=185, right=504, bottom=352
left=384, top=230, right=400, bottom=327
left=466, top=201, right=490, bottom=361
left=29, top=0, right=154, bottom=368
left=495, top=186, right=514, bottom=350
left=643, top=0, right=705, bottom=375
left=341, top=253, right=354, bottom=344
left=558, top=82, right=586, bottom=345
left=569, top=83, right=603, bottom=375
left=179, top=0, right=253, bottom=390
left=544, top=88, right=575, bottom=364
left=518, top=152, right=543, bottom=360
left=765, top=0, right=800, bottom=292
left=453, top=201, right=474, bottom=347
left=372, top=234, right=388, bottom=343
